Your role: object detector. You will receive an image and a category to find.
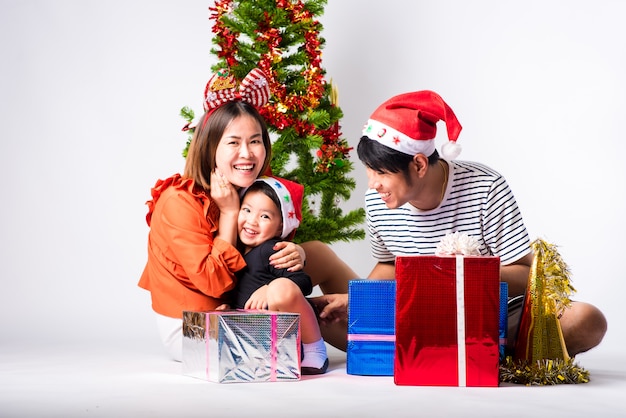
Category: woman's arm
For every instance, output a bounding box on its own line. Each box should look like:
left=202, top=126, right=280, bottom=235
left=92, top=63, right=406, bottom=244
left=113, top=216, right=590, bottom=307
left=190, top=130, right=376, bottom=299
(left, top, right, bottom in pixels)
left=160, top=191, right=245, bottom=297
left=210, top=170, right=241, bottom=247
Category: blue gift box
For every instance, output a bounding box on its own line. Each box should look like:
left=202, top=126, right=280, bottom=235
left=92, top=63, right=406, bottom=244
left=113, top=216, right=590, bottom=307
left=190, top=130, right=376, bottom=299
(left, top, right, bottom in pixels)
left=499, top=282, right=508, bottom=360
left=347, top=280, right=395, bottom=376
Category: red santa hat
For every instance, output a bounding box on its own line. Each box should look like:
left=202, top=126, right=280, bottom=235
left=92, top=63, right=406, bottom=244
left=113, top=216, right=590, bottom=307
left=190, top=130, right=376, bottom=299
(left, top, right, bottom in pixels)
left=362, top=90, right=463, bottom=159
left=252, top=176, right=304, bottom=240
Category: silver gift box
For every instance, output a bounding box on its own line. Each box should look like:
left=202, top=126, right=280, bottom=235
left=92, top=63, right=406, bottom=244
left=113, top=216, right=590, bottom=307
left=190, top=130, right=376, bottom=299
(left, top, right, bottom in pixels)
left=182, top=310, right=301, bottom=383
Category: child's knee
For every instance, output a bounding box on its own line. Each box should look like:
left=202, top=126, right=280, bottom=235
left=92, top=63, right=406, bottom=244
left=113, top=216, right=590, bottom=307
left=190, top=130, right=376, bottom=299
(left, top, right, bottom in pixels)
left=267, top=278, right=300, bottom=307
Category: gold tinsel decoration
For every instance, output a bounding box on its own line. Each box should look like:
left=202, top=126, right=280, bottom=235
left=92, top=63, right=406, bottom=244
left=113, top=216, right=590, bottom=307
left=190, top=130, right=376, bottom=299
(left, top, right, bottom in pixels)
left=499, top=238, right=590, bottom=385
left=500, top=356, right=590, bottom=385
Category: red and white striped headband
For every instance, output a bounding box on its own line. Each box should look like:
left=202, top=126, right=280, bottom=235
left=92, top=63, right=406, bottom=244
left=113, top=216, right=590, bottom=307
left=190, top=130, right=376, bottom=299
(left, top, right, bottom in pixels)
left=203, top=68, right=270, bottom=112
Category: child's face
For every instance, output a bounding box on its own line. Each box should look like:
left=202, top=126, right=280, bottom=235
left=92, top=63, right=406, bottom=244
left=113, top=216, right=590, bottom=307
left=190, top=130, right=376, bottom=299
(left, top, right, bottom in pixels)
left=238, top=190, right=283, bottom=248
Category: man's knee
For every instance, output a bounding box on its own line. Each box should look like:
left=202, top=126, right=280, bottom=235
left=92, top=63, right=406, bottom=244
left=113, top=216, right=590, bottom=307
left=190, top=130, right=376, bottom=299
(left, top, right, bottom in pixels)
left=562, top=302, right=607, bottom=356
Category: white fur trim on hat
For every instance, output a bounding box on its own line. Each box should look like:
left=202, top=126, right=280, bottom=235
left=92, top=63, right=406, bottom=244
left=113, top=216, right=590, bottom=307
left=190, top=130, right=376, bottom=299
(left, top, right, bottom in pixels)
left=363, top=119, right=436, bottom=156
left=254, top=177, right=300, bottom=239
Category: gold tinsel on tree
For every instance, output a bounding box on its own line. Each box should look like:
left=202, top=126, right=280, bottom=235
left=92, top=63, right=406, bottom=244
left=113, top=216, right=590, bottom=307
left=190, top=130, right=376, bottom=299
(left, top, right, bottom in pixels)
left=500, top=238, right=590, bottom=385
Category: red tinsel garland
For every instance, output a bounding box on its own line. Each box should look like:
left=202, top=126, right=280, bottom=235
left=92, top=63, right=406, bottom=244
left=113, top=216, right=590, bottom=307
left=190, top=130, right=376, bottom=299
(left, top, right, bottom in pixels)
left=209, top=0, right=351, bottom=172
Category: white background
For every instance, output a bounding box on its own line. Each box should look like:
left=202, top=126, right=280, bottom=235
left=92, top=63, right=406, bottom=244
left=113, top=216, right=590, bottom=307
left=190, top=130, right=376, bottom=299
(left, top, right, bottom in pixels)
left=1, top=0, right=624, bottom=355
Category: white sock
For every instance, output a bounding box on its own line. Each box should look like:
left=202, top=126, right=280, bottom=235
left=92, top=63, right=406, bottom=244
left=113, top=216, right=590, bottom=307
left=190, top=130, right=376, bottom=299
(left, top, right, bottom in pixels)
left=301, top=338, right=328, bottom=369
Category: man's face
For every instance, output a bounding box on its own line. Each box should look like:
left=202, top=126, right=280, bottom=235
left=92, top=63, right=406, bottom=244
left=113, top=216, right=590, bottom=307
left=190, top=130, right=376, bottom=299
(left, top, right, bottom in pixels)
left=365, top=167, right=416, bottom=209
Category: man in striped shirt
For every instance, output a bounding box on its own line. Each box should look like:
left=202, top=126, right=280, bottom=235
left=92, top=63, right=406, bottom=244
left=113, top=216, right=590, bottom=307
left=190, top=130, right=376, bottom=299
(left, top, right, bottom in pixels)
left=313, top=90, right=606, bottom=356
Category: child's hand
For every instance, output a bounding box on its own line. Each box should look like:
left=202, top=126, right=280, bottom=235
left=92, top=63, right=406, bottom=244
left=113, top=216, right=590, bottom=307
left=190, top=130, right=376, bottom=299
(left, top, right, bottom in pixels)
left=244, top=286, right=269, bottom=310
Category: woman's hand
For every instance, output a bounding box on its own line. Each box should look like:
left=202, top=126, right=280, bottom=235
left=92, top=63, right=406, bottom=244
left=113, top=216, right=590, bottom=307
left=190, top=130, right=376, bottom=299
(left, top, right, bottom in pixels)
left=210, top=169, right=240, bottom=245
left=270, top=241, right=305, bottom=271
left=209, top=169, right=240, bottom=215
left=244, top=286, right=269, bottom=310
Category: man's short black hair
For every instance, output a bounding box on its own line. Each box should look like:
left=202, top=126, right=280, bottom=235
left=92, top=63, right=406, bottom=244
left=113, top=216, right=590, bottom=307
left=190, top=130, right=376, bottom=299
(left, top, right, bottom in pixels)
left=357, top=136, right=440, bottom=175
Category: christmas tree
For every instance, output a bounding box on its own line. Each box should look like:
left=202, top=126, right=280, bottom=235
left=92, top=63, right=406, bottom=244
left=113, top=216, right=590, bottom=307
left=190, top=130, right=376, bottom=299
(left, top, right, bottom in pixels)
left=182, top=0, right=364, bottom=244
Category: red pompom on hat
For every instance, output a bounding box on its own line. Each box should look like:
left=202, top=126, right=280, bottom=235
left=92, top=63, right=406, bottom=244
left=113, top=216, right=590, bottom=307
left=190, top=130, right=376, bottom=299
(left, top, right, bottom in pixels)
left=247, top=176, right=304, bottom=240
left=362, top=90, right=463, bottom=159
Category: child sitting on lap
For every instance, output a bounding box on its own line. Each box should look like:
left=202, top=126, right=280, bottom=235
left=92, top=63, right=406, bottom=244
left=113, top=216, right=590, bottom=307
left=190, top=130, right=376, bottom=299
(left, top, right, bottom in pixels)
left=235, top=176, right=328, bottom=375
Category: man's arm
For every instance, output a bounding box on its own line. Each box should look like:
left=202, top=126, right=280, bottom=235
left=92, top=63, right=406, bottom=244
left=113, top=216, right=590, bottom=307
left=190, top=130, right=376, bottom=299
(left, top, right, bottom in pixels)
left=369, top=255, right=533, bottom=297
left=313, top=261, right=395, bottom=322
left=369, top=257, right=532, bottom=294
left=313, top=253, right=532, bottom=322
left=501, top=252, right=533, bottom=297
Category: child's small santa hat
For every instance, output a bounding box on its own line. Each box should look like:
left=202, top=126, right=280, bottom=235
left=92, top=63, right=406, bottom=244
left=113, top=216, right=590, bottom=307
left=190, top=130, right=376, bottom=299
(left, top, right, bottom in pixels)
left=362, top=90, right=463, bottom=160
left=253, top=176, right=304, bottom=239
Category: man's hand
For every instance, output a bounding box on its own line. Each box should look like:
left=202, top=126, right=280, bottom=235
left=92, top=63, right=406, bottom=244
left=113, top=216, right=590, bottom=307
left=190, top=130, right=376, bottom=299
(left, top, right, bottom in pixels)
left=309, top=293, right=348, bottom=325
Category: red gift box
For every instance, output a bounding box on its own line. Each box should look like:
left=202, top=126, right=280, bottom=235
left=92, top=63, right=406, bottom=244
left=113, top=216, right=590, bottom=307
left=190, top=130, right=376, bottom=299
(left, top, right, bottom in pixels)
left=394, top=255, right=500, bottom=387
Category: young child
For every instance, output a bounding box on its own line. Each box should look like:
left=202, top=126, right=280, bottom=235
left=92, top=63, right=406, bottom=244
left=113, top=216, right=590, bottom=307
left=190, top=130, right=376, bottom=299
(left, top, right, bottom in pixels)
left=235, top=176, right=329, bottom=375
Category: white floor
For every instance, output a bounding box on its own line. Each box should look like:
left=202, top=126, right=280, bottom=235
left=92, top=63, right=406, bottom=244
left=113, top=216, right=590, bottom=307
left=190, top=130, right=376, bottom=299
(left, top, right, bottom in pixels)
left=1, top=337, right=624, bottom=417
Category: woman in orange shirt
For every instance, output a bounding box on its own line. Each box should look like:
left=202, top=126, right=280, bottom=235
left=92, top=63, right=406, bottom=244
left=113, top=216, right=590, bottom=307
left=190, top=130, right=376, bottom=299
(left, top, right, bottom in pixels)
left=139, top=69, right=356, bottom=361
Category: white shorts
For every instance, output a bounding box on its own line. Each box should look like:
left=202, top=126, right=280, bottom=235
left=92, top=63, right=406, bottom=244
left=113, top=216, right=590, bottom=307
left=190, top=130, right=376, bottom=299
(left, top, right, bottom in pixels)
left=155, top=312, right=183, bottom=362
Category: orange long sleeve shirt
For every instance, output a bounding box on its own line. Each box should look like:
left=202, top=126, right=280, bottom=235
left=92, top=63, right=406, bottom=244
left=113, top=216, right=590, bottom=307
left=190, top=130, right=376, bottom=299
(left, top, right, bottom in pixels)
left=138, top=174, right=246, bottom=318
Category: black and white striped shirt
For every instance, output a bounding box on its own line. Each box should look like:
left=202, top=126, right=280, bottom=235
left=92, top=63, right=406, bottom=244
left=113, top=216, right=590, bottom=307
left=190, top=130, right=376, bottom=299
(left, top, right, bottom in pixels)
left=365, top=160, right=531, bottom=265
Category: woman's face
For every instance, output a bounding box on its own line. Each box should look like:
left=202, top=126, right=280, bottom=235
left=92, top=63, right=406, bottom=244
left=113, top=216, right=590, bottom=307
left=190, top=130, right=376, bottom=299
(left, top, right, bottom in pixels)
left=214, top=114, right=267, bottom=188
